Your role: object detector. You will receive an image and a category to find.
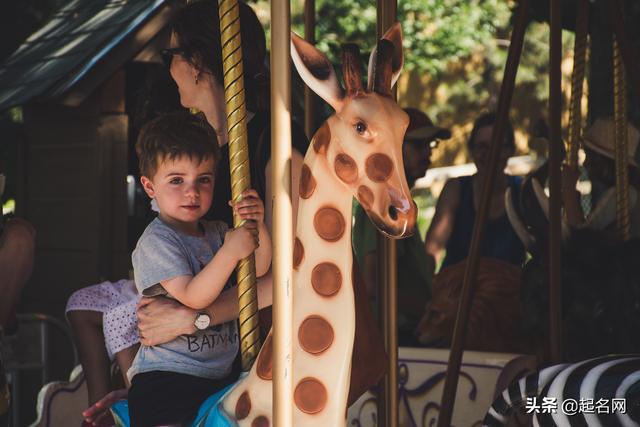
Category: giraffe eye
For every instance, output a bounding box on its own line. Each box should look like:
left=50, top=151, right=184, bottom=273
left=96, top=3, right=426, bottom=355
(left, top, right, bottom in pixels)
left=355, top=121, right=367, bottom=135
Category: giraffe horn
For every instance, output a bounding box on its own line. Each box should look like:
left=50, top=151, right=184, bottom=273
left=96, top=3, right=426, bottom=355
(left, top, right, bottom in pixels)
left=342, top=44, right=363, bottom=95
left=370, top=39, right=394, bottom=96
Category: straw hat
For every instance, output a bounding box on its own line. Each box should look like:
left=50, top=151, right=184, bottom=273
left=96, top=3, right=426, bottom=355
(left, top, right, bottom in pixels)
left=582, top=117, right=640, bottom=167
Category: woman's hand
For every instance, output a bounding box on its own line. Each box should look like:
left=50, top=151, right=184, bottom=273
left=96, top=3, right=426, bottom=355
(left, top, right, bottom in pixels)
left=137, top=297, right=196, bottom=346
left=82, top=388, right=127, bottom=426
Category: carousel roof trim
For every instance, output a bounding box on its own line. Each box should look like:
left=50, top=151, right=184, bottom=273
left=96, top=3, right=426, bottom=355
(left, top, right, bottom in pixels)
left=0, top=0, right=176, bottom=111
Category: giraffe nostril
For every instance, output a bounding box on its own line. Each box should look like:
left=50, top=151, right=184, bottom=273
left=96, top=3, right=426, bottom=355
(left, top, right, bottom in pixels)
left=388, top=205, right=398, bottom=220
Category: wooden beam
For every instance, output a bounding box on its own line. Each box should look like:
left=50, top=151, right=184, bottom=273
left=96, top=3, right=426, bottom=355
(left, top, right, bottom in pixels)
left=436, top=1, right=530, bottom=425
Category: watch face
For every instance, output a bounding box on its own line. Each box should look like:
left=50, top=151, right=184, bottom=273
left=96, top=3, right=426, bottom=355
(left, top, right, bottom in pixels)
left=195, top=314, right=210, bottom=330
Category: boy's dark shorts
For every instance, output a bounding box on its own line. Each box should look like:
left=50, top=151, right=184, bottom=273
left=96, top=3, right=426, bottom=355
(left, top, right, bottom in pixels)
left=128, top=371, right=236, bottom=427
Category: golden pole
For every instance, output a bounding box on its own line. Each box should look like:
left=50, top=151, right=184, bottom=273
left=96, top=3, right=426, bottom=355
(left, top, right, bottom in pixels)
left=218, top=0, right=260, bottom=372
left=567, top=0, right=589, bottom=169
left=376, top=0, right=397, bottom=426
left=271, top=0, right=293, bottom=424
left=613, top=36, right=630, bottom=241
left=304, top=0, right=316, bottom=139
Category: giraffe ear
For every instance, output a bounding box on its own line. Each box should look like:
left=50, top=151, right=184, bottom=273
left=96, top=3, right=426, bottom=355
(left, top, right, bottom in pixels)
left=291, top=32, right=344, bottom=111
left=367, top=22, right=403, bottom=90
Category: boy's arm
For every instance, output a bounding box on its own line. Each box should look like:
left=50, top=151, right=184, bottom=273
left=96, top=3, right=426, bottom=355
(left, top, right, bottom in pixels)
left=255, top=221, right=271, bottom=277
left=161, top=244, right=239, bottom=310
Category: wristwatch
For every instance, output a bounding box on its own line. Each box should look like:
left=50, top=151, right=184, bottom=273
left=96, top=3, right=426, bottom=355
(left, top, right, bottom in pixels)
left=194, top=312, right=211, bottom=331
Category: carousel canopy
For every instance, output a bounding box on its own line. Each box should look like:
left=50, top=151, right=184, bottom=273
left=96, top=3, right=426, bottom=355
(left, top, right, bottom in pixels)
left=0, top=0, right=176, bottom=111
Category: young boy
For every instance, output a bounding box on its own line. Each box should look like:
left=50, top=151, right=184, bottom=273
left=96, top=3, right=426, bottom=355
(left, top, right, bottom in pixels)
left=127, top=111, right=271, bottom=426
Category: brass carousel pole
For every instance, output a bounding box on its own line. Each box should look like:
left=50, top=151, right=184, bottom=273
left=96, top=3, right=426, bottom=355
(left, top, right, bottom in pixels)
left=607, top=0, right=640, bottom=107
left=271, top=0, right=294, bottom=424
left=436, top=0, right=530, bottom=425
left=613, top=36, right=630, bottom=241
left=548, top=0, right=563, bottom=364
left=376, top=0, right=397, bottom=425
left=218, top=0, right=260, bottom=371
left=566, top=0, right=589, bottom=169
left=304, top=0, right=316, bottom=139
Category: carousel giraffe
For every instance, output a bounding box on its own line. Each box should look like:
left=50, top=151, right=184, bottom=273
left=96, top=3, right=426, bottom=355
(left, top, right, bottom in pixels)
left=216, top=23, right=417, bottom=427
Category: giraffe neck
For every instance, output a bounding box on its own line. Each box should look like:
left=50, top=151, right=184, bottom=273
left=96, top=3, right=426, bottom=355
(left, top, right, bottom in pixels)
left=290, top=137, right=356, bottom=425
left=219, top=122, right=356, bottom=427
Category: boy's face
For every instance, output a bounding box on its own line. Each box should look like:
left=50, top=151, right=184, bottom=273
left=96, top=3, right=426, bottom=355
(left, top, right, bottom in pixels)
left=141, top=155, right=215, bottom=229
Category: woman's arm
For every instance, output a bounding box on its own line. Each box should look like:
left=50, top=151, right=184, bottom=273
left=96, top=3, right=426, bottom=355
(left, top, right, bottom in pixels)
left=424, top=178, right=460, bottom=276
left=0, top=218, right=35, bottom=328
left=137, top=271, right=273, bottom=346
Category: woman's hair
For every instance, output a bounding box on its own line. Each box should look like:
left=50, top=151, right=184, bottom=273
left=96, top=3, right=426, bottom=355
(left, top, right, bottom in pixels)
left=172, top=0, right=268, bottom=112
left=467, top=112, right=516, bottom=152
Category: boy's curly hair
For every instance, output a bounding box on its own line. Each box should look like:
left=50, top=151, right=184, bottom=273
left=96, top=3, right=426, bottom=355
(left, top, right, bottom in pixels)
left=136, top=111, right=219, bottom=178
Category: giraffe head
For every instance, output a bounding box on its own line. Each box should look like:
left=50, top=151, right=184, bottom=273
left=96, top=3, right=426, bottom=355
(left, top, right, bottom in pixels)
left=291, top=24, right=416, bottom=238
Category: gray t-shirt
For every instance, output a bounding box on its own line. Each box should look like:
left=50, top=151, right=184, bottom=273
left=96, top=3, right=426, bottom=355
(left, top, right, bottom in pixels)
left=128, top=217, right=239, bottom=381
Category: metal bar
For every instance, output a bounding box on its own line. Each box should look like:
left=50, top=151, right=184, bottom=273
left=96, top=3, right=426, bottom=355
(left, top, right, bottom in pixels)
left=303, top=0, right=316, bottom=139
left=548, top=0, right=563, bottom=364
left=375, top=231, right=387, bottom=427
left=271, top=0, right=293, bottom=424
left=436, top=1, right=530, bottom=425
left=218, top=0, right=260, bottom=372
left=383, top=236, right=397, bottom=427
left=567, top=0, right=589, bottom=169
left=376, top=0, right=398, bottom=425
left=41, top=322, right=49, bottom=384
left=607, top=0, right=640, bottom=107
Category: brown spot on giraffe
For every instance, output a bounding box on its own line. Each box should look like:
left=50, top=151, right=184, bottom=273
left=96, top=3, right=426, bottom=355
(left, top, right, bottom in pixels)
left=235, top=391, right=251, bottom=420
left=293, top=237, right=304, bottom=270
left=251, top=416, right=269, bottom=427
left=298, top=315, right=334, bottom=354
left=294, top=377, right=328, bottom=414
left=299, top=164, right=316, bottom=199
left=314, top=207, right=345, bottom=242
left=312, top=122, right=331, bottom=154
left=334, top=153, right=358, bottom=184
left=357, top=185, right=374, bottom=210
left=256, top=334, right=273, bottom=380
left=365, top=153, right=394, bottom=182
left=311, top=262, right=342, bottom=296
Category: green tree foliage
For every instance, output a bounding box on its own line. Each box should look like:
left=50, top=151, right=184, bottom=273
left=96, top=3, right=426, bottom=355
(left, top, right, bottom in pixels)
left=252, top=0, right=577, bottom=165
left=292, top=0, right=511, bottom=79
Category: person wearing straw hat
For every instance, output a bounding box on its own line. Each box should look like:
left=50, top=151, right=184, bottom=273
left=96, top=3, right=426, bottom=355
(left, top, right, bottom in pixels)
left=352, top=107, right=451, bottom=346
left=562, top=117, right=640, bottom=238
